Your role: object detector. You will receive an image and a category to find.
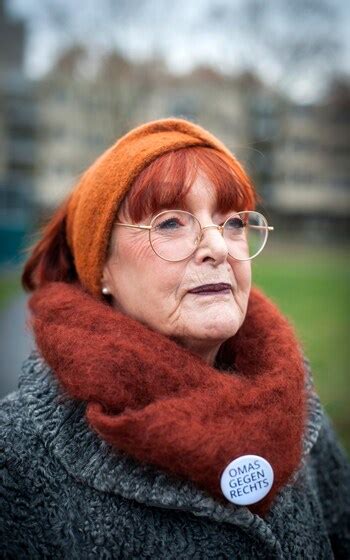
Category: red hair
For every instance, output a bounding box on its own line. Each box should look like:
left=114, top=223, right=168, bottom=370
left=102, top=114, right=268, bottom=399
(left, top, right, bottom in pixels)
left=121, top=146, right=257, bottom=222
left=21, top=196, right=78, bottom=292
left=22, top=146, right=258, bottom=292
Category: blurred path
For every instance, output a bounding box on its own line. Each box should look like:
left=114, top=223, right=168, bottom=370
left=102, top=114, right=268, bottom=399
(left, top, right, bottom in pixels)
left=0, top=293, right=34, bottom=399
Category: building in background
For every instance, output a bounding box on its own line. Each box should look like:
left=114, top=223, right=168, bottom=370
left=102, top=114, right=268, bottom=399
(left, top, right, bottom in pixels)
left=321, top=80, right=350, bottom=238
left=0, top=0, right=349, bottom=268
left=270, top=83, right=350, bottom=240
left=34, top=47, right=121, bottom=210
left=0, top=0, right=37, bottom=266
left=0, top=0, right=25, bottom=78
left=7, top=42, right=286, bottom=221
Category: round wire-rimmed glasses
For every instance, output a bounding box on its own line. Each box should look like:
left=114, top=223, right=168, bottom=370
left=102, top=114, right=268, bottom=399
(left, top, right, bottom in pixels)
left=114, top=210, right=274, bottom=262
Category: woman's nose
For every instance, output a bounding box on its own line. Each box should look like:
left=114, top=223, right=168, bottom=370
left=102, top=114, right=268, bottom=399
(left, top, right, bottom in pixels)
left=195, top=225, right=229, bottom=263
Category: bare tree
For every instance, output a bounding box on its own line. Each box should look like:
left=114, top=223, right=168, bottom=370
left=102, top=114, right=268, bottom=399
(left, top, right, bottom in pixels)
left=213, top=0, right=341, bottom=96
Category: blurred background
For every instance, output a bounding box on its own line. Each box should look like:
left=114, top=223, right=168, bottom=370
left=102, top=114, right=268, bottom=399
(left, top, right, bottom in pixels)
left=0, top=0, right=349, bottom=452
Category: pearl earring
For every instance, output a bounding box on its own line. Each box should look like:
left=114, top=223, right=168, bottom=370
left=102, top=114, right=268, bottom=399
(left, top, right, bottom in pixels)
left=102, top=287, right=109, bottom=295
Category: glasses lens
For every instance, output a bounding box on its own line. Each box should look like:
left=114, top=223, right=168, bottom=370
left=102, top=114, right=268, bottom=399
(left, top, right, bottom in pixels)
left=223, top=211, right=268, bottom=260
left=150, top=211, right=200, bottom=261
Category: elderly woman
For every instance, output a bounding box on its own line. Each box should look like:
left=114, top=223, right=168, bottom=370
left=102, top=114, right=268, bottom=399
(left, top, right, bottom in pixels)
left=1, top=118, right=349, bottom=559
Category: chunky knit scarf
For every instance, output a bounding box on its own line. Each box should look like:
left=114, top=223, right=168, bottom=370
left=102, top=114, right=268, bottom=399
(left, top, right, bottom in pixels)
left=27, top=281, right=307, bottom=518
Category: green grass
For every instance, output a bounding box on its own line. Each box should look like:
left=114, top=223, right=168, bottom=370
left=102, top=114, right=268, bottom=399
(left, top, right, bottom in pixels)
left=0, top=270, right=22, bottom=310
left=252, top=243, right=350, bottom=455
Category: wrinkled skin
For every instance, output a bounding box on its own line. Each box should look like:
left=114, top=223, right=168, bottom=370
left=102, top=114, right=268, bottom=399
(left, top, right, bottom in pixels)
left=102, top=173, right=251, bottom=365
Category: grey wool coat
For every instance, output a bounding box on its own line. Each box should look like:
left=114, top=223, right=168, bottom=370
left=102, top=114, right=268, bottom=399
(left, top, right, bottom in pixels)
left=1, top=349, right=350, bottom=560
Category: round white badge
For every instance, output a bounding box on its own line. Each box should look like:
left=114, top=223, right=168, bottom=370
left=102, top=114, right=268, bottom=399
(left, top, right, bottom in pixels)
left=220, top=454, right=274, bottom=506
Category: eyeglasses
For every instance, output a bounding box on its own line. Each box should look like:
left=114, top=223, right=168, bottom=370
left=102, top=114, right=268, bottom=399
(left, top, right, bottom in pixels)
left=114, top=210, right=274, bottom=262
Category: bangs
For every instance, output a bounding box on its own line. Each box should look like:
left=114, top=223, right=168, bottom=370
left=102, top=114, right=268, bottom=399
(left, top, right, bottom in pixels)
left=119, top=146, right=257, bottom=223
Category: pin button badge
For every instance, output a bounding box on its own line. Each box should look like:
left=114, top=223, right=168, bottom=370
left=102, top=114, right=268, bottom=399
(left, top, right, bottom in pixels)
left=220, top=454, right=274, bottom=505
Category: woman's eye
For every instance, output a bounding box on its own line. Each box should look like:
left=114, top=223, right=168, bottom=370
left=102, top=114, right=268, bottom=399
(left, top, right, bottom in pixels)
left=156, top=218, right=182, bottom=230
left=225, top=217, right=245, bottom=229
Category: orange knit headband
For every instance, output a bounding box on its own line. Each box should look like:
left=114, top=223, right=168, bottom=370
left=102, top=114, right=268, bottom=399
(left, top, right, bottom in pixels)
left=66, top=117, right=255, bottom=299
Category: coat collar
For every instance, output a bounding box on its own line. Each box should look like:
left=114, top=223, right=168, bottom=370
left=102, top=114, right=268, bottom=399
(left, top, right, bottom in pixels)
left=18, top=348, right=323, bottom=552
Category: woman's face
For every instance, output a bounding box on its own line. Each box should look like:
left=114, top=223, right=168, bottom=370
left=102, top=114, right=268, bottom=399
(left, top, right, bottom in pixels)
left=102, top=173, right=251, bottom=363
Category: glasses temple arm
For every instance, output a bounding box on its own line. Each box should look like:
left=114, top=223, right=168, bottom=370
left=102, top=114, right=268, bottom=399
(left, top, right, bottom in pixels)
left=114, top=223, right=151, bottom=230
left=248, top=225, right=274, bottom=231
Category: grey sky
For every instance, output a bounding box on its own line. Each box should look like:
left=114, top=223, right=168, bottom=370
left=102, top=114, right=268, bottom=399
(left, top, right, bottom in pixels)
left=7, top=0, right=350, bottom=102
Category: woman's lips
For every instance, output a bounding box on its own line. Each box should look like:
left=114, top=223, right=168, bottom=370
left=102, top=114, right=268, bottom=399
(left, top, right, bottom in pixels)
left=188, top=283, right=232, bottom=295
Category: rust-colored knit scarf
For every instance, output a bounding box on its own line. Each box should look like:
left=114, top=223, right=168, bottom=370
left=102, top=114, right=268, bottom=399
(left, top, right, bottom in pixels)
left=27, top=281, right=307, bottom=518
